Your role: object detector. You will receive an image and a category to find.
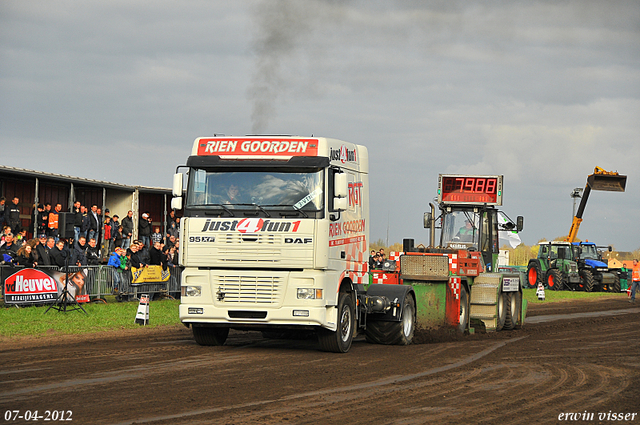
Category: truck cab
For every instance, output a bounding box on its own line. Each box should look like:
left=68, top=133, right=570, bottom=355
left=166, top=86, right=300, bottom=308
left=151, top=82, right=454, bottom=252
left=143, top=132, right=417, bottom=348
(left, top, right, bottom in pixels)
left=174, top=136, right=415, bottom=352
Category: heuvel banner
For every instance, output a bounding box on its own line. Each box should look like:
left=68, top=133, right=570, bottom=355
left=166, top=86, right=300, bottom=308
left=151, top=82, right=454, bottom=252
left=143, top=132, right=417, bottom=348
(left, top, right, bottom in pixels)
left=2, top=267, right=89, bottom=305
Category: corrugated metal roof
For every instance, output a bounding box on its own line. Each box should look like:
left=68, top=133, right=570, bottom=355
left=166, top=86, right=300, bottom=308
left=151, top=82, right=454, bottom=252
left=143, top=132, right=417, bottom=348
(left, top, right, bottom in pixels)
left=0, top=165, right=170, bottom=193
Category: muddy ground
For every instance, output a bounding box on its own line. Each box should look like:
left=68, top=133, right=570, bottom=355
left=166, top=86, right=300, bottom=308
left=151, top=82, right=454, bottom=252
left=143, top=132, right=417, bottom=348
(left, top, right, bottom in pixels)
left=1, top=295, right=639, bottom=425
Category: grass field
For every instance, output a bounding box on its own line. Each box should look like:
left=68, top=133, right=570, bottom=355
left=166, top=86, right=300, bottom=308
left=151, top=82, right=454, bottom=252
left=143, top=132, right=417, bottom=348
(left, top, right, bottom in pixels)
left=522, top=288, right=627, bottom=304
left=0, top=289, right=628, bottom=339
left=0, top=297, right=181, bottom=338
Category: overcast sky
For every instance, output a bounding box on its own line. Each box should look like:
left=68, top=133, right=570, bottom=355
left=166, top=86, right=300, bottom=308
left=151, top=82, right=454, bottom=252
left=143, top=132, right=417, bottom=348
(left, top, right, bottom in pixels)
left=1, top=0, right=639, bottom=251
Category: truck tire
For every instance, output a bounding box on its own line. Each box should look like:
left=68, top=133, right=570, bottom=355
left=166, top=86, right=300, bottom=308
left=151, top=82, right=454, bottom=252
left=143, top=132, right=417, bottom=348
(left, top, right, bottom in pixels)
left=496, top=292, right=507, bottom=331
left=192, top=326, right=229, bottom=346
left=318, top=291, right=354, bottom=353
left=546, top=269, right=564, bottom=291
left=365, top=295, right=416, bottom=345
left=503, top=291, right=521, bottom=330
left=581, top=270, right=595, bottom=292
left=457, top=285, right=469, bottom=334
left=527, top=262, right=542, bottom=288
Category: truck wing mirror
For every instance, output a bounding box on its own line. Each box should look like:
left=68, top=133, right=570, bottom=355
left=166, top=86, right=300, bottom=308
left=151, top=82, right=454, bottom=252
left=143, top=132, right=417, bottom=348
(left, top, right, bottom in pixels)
left=334, top=172, right=347, bottom=198
left=516, top=216, right=524, bottom=232
left=423, top=212, right=432, bottom=229
left=333, top=197, right=347, bottom=212
left=173, top=173, right=183, bottom=197
left=171, top=197, right=183, bottom=210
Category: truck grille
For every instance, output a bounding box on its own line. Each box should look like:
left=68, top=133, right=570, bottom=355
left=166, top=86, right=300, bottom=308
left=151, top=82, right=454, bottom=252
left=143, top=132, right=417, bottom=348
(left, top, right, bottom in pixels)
left=214, top=275, right=283, bottom=304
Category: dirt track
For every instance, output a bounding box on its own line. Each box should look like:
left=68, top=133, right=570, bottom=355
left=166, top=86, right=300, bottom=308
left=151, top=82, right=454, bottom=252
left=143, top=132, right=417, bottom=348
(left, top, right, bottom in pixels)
left=1, top=295, right=639, bottom=425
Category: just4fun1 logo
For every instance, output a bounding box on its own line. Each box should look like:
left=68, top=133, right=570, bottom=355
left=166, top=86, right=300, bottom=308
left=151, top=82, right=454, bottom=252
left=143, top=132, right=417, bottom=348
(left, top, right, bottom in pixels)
left=200, top=218, right=302, bottom=234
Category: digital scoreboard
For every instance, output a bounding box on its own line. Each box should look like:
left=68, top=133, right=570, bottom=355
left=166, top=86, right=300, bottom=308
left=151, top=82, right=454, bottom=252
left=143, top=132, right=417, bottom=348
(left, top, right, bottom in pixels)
left=437, top=174, right=503, bottom=206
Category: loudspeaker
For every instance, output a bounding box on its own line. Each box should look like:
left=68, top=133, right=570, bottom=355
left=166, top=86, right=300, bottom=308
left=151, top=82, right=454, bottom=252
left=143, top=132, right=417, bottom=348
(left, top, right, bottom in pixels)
left=58, top=212, right=76, bottom=239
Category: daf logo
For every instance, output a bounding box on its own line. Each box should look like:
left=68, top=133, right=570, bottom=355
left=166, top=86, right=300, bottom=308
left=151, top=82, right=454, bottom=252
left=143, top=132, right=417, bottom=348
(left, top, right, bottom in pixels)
left=285, top=238, right=313, bottom=244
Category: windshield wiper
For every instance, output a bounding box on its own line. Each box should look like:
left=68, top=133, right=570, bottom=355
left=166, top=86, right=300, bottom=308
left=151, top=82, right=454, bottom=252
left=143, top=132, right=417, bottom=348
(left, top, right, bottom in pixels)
left=203, top=204, right=235, bottom=217
left=231, top=203, right=271, bottom=217
left=261, top=204, right=310, bottom=218
left=282, top=206, right=308, bottom=218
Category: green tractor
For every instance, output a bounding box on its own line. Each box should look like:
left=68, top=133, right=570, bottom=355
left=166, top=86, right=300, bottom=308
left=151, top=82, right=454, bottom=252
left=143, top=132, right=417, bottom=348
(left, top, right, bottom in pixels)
left=526, top=241, right=581, bottom=290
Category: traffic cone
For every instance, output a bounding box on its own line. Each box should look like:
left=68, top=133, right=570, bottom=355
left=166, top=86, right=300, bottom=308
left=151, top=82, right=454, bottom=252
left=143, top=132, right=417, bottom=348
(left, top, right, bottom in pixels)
left=536, top=282, right=545, bottom=301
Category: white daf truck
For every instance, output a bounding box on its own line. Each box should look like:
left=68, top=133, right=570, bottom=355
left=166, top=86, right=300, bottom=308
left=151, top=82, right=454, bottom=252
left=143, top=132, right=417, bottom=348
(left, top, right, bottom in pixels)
left=173, top=136, right=415, bottom=353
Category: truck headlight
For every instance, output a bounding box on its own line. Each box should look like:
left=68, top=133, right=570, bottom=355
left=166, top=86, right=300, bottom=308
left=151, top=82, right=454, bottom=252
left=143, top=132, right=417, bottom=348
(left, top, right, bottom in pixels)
left=182, top=286, right=202, bottom=297
left=297, top=288, right=323, bottom=299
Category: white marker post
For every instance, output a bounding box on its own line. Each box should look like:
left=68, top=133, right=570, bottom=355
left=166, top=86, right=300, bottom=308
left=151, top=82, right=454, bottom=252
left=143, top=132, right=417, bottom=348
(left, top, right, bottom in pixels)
left=536, top=282, right=545, bottom=301
left=135, top=294, right=150, bottom=325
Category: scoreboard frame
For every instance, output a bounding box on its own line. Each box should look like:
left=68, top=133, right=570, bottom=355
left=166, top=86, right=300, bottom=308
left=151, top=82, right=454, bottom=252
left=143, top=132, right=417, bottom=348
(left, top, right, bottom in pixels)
left=437, top=174, right=503, bottom=206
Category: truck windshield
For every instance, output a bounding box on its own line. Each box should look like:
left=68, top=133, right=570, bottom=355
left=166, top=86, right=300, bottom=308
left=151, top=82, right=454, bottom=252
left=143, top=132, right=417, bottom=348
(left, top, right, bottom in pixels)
left=441, top=211, right=480, bottom=249
left=186, top=169, right=324, bottom=213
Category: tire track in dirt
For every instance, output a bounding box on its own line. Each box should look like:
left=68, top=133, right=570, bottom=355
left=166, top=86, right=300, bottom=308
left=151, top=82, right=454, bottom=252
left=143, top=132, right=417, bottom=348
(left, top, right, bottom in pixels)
left=107, top=338, right=526, bottom=425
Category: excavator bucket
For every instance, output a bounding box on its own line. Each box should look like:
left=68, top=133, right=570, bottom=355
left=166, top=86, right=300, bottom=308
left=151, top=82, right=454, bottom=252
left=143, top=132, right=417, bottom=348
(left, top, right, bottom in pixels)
left=587, top=173, right=627, bottom=192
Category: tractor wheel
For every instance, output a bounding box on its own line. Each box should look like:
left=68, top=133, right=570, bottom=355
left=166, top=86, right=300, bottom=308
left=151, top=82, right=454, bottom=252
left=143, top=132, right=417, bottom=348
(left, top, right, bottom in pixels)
left=496, top=292, right=507, bottom=331
left=192, top=326, right=229, bottom=346
left=612, top=275, right=621, bottom=293
left=546, top=269, right=564, bottom=291
left=365, top=295, right=415, bottom=345
left=457, top=285, right=470, bottom=334
left=318, top=291, right=354, bottom=353
left=526, top=263, right=542, bottom=288
left=581, top=270, right=595, bottom=292
left=503, top=291, right=521, bottom=330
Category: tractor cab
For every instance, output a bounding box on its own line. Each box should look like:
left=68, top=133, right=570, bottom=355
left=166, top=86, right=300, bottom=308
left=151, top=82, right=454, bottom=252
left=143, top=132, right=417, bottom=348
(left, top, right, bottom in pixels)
left=437, top=207, right=511, bottom=272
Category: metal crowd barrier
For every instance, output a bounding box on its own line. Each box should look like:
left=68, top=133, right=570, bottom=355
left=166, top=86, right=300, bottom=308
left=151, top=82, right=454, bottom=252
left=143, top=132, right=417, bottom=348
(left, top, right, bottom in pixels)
left=1, top=264, right=182, bottom=304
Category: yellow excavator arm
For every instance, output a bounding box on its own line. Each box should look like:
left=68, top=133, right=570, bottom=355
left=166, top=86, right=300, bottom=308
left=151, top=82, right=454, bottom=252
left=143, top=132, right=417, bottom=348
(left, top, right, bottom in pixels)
left=566, top=167, right=626, bottom=243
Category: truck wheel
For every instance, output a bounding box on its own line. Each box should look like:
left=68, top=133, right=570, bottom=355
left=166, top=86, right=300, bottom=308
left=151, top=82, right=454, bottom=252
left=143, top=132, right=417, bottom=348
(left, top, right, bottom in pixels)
left=546, top=269, right=564, bottom=291
left=365, top=295, right=416, bottom=345
left=192, top=326, right=229, bottom=346
left=526, top=263, right=542, bottom=288
left=457, top=285, right=469, bottom=334
left=496, top=292, right=507, bottom=331
left=581, top=270, right=595, bottom=292
left=503, top=291, right=521, bottom=330
left=318, top=291, right=354, bottom=353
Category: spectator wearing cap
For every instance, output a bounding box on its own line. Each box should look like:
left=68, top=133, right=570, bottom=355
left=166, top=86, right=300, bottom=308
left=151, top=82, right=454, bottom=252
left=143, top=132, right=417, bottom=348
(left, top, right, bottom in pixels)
left=35, top=234, right=51, bottom=266
left=139, top=212, right=152, bottom=247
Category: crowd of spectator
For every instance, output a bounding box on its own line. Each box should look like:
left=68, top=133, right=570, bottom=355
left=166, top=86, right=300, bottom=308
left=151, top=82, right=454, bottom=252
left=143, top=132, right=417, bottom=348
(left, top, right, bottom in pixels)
left=0, top=196, right=181, bottom=280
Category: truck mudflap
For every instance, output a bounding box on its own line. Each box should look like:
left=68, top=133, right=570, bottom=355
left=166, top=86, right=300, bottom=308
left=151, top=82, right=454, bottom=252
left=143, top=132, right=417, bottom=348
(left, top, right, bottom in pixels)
left=469, top=273, right=526, bottom=332
left=364, top=284, right=414, bottom=322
